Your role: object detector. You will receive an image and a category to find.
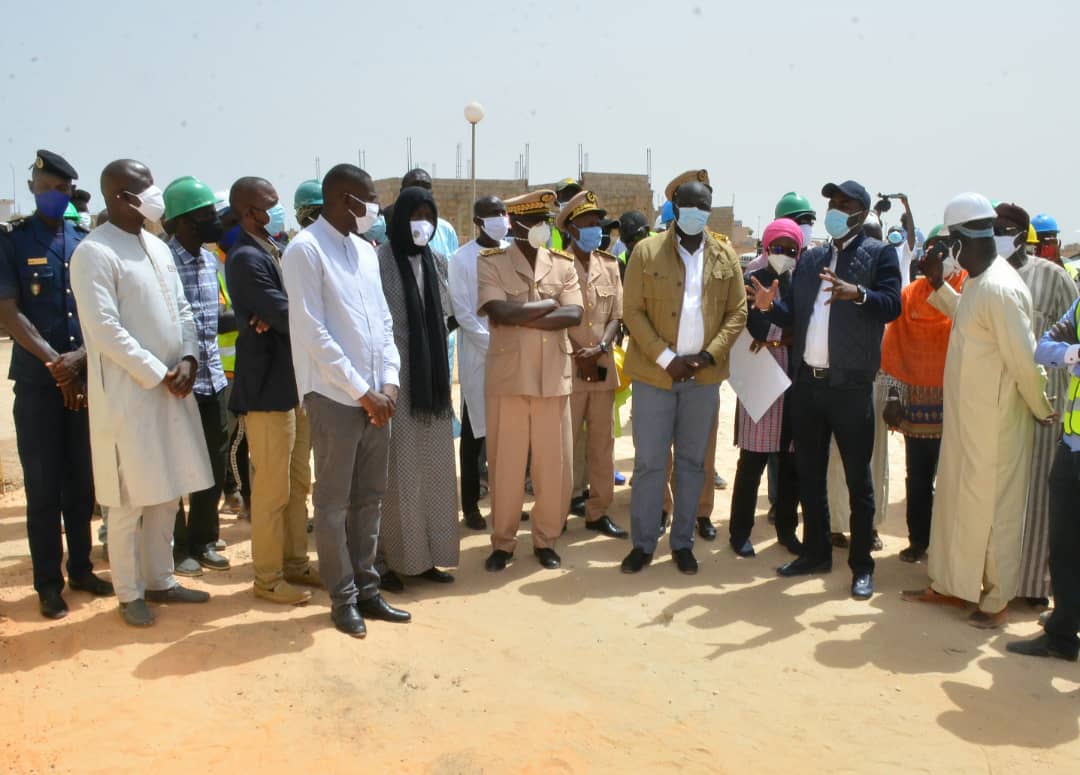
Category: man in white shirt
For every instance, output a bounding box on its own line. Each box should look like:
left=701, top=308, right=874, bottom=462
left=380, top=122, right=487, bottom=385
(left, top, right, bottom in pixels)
left=282, top=164, right=410, bottom=639
left=448, top=195, right=507, bottom=530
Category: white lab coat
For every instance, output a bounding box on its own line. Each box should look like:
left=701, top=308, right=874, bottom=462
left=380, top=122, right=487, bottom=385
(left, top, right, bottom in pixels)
left=448, top=239, right=498, bottom=437
left=70, top=223, right=213, bottom=508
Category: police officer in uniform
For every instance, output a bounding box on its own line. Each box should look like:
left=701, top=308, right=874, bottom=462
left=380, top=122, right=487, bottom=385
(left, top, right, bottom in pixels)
left=477, top=189, right=583, bottom=571
left=0, top=150, right=114, bottom=618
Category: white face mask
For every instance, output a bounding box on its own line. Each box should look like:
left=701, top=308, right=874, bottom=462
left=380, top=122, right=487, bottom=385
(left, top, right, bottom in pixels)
left=78, top=212, right=92, bottom=230
left=768, top=252, right=796, bottom=275
left=994, top=234, right=1020, bottom=259
left=480, top=215, right=509, bottom=242
left=799, top=223, right=813, bottom=247
left=942, top=256, right=960, bottom=279
left=126, top=184, right=165, bottom=222
left=352, top=199, right=379, bottom=234
left=515, top=221, right=551, bottom=249
left=410, top=219, right=435, bottom=247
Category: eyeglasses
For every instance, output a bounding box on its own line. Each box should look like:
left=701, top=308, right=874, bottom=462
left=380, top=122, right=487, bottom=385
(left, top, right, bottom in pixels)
left=767, top=245, right=799, bottom=258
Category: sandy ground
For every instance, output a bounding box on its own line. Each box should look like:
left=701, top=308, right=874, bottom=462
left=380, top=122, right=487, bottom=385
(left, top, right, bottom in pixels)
left=1, top=336, right=1078, bottom=774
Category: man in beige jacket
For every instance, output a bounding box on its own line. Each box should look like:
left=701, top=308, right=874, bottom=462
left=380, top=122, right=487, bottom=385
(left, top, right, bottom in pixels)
left=620, top=170, right=747, bottom=575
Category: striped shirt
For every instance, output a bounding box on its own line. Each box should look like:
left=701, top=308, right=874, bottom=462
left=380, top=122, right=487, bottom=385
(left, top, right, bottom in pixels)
left=169, top=237, right=227, bottom=396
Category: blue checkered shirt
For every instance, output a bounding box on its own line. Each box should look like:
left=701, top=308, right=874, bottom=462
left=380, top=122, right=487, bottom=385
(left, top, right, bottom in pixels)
left=169, top=237, right=227, bottom=396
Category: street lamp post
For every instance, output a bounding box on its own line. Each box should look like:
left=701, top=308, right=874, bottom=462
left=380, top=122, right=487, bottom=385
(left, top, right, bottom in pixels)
left=464, top=101, right=485, bottom=237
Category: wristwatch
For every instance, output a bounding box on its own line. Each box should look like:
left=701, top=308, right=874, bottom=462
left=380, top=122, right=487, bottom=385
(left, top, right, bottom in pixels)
left=854, top=285, right=868, bottom=305
left=598, top=341, right=610, bottom=354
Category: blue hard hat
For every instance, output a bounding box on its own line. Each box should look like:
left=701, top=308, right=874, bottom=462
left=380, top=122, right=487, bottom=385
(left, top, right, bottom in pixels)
left=1031, top=213, right=1059, bottom=234
left=660, top=200, right=674, bottom=224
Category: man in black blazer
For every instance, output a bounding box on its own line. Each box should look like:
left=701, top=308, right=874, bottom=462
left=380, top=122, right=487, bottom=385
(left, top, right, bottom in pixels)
left=750, top=180, right=901, bottom=600
left=226, top=177, right=319, bottom=606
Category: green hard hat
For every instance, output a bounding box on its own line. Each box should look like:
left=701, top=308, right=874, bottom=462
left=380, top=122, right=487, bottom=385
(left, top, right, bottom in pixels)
left=63, top=202, right=79, bottom=221
left=927, top=223, right=949, bottom=240
left=294, top=179, right=323, bottom=208
left=164, top=176, right=218, bottom=221
left=774, top=191, right=816, bottom=219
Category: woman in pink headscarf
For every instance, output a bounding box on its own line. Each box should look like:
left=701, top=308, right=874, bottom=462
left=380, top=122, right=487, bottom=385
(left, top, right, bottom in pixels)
left=728, top=218, right=805, bottom=558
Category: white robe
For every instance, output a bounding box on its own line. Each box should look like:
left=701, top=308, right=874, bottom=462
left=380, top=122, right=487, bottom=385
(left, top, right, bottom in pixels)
left=448, top=239, right=494, bottom=437
left=926, top=257, right=1053, bottom=607
left=70, top=223, right=213, bottom=508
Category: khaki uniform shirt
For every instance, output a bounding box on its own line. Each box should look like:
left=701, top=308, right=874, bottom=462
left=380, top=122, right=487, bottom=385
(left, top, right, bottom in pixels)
left=477, top=243, right=583, bottom=398
left=567, top=250, right=623, bottom=392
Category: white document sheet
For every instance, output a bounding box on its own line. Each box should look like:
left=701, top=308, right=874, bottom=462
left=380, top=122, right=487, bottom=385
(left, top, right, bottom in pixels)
left=727, top=329, right=792, bottom=423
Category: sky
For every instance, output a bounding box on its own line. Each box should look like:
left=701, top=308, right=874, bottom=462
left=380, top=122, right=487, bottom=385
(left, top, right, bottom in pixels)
left=2, top=0, right=1079, bottom=237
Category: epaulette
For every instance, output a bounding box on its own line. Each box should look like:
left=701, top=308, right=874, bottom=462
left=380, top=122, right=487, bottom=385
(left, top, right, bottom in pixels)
left=707, top=229, right=730, bottom=243
left=0, top=215, right=29, bottom=234
left=596, top=249, right=619, bottom=262
left=479, top=246, right=507, bottom=257
left=550, top=248, right=575, bottom=261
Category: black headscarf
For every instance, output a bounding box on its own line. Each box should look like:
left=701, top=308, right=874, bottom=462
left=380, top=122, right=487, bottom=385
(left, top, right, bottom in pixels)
left=388, top=186, right=451, bottom=421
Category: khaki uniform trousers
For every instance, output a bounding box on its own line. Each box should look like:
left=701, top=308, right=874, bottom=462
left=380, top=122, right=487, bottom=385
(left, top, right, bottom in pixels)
left=570, top=388, right=615, bottom=520
left=488, top=394, right=572, bottom=553
left=245, top=407, right=313, bottom=588
left=664, top=411, right=718, bottom=519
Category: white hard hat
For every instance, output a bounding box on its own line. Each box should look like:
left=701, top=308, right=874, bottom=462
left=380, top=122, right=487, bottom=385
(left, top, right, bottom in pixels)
left=943, top=192, right=995, bottom=228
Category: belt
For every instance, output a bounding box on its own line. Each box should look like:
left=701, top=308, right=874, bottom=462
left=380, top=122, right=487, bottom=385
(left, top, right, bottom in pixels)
left=801, top=365, right=830, bottom=380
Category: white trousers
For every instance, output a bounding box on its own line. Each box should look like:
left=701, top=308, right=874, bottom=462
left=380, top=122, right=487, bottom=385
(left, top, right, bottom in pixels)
left=107, top=501, right=177, bottom=603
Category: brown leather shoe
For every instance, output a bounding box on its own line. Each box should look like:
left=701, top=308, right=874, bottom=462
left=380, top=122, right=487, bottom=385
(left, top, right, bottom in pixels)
left=968, top=609, right=1008, bottom=629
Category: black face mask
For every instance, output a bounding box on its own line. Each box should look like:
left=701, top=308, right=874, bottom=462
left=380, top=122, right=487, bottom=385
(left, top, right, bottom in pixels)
left=195, top=217, right=225, bottom=244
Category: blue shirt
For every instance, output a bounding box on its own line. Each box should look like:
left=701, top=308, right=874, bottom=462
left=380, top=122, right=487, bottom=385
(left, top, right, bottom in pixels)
left=169, top=237, right=227, bottom=396
left=0, top=215, right=85, bottom=386
left=1035, top=297, right=1080, bottom=451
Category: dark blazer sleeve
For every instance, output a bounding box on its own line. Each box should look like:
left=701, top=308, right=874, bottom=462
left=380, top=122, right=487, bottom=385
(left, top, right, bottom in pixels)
left=226, top=247, right=290, bottom=334
left=862, top=244, right=902, bottom=324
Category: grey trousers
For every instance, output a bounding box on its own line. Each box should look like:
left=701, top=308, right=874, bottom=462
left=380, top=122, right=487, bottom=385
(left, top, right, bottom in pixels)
left=629, top=379, right=720, bottom=553
left=305, top=392, right=389, bottom=609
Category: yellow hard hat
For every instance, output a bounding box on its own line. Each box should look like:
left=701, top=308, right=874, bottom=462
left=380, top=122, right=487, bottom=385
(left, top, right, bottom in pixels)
left=1027, top=224, right=1038, bottom=245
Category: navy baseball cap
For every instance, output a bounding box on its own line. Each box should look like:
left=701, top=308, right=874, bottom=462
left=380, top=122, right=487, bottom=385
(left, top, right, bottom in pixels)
left=821, top=180, right=871, bottom=211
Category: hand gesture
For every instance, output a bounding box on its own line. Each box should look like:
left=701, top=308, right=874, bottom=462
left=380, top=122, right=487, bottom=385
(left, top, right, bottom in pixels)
left=59, top=379, right=86, bottom=412
left=164, top=358, right=196, bottom=398
left=1038, top=412, right=1060, bottom=427
left=1047, top=319, right=1079, bottom=345
left=747, top=276, right=779, bottom=311
left=665, top=355, right=696, bottom=383
left=919, top=247, right=946, bottom=290
left=45, top=351, right=85, bottom=386
left=819, top=268, right=860, bottom=304
left=249, top=315, right=270, bottom=334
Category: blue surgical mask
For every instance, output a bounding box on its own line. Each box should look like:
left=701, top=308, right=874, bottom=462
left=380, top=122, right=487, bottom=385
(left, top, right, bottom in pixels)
left=950, top=224, right=994, bottom=239
left=34, top=189, right=71, bottom=219
left=573, top=225, right=603, bottom=252
left=887, top=230, right=904, bottom=245
left=675, top=206, right=710, bottom=236
left=364, top=215, right=387, bottom=245
left=825, top=208, right=857, bottom=239
left=265, top=204, right=286, bottom=237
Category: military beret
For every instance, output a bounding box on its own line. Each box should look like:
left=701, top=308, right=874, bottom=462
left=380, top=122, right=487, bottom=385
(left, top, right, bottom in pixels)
left=33, top=149, right=78, bottom=181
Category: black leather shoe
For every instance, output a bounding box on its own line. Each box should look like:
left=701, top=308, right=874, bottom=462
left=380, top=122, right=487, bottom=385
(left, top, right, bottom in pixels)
left=672, top=548, right=698, bottom=575
left=69, top=572, right=115, bottom=597
left=417, top=567, right=454, bottom=583
left=585, top=516, right=628, bottom=539
left=357, top=594, right=411, bottom=623
left=697, top=517, right=717, bottom=541
left=379, top=570, right=406, bottom=593
left=331, top=605, right=367, bottom=638
left=534, top=547, right=561, bottom=569
left=851, top=573, right=874, bottom=600
left=569, top=496, right=587, bottom=517
left=1006, top=634, right=1079, bottom=662
left=197, top=547, right=230, bottom=571
left=39, top=589, right=68, bottom=620
left=777, top=556, right=832, bottom=577
left=730, top=538, right=755, bottom=558
left=898, top=544, right=927, bottom=563
left=659, top=511, right=669, bottom=536
left=146, top=584, right=210, bottom=604
left=485, top=550, right=513, bottom=572
left=463, top=511, right=487, bottom=530
left=777, top=534, right=803, bottom=555
left=621, top=547, right=652, bottom=573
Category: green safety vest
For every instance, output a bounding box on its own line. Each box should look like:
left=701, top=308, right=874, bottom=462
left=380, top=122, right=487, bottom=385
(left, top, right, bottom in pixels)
left=217, top=268, right=237, bottom=376
left=1065, top=307, right=1080, bottom=437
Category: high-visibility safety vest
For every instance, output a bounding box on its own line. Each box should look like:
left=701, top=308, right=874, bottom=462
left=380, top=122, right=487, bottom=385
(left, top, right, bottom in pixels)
left=217, top=268, right=237, bottom=377
left=1065, top=308, right=1080, bottom=437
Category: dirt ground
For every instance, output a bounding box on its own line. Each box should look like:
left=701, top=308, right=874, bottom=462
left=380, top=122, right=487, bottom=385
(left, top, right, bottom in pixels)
left=0, top=336, right=1078, bottom=774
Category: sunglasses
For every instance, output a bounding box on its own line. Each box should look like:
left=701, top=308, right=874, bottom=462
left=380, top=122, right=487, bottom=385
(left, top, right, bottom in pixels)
left=767, top=245, right=799, bottom=258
